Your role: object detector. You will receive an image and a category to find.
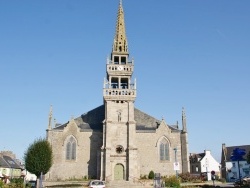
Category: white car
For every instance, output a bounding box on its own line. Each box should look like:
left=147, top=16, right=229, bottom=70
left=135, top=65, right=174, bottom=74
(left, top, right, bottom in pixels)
left=88, top=180, right=105, bottom=188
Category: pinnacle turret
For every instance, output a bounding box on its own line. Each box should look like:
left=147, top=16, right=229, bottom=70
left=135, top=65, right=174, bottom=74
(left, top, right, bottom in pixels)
left=48, top=105, right=53, bottom=130
left=182, top=107, right=187, bottom=133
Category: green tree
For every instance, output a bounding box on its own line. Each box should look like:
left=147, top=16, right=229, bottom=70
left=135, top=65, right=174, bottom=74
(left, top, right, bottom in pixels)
left=24, top=138, right=53, bottom=178
left=247, top=151, right=250, bottom=164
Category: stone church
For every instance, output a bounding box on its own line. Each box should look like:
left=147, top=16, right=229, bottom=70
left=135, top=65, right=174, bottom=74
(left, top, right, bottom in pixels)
left=46, top=1, right=189, bottom=182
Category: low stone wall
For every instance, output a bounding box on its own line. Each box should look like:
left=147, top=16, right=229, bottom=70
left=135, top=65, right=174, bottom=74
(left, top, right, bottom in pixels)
left=43, top=180, right=88, bottom=187
left=43, top=180, right=154, bottom=187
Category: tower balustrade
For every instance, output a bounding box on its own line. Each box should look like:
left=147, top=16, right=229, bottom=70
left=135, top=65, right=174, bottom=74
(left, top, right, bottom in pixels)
left=103, top=88, right=136, bottom=97
left=107, top=64, right=134, bottom=73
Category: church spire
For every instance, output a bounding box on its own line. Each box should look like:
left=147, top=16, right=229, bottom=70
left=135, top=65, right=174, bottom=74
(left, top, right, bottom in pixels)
left=182, top=107, right=187, bottom=133
left=112, top=0, right=128, bottom=53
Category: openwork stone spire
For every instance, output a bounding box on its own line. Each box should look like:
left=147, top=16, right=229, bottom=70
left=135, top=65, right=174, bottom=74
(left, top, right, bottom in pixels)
left=112, top=0, right=128, bottom=53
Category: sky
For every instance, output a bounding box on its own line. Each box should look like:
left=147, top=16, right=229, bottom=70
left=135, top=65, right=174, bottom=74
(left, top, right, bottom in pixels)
left=0, top=0, right=249, bottom=163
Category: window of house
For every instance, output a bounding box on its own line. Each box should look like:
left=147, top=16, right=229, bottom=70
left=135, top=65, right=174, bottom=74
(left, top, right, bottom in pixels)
left=232, top=172, right=237, bottom=178
left=232, top=162, right=236, bottom=168
left=2, top=169, right=6, bottom=175
left=66, top=136, right=76, bottom=160
left=159, top=138, right=169, bottom=161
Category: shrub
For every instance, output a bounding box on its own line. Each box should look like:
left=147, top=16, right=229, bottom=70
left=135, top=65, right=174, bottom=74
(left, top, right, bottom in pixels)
left=0, top=180, right=4, bottom=187
left=148, top=170, right=155, bottom=179
left=164, top=175, right=181, bottom=188
left=218, top=178, right=226, bottom=183
left=178, top=172, right=201, bottom=183
left=9, top=178, right=25, bottom=187
left=140, top=175, right=147, bottom=179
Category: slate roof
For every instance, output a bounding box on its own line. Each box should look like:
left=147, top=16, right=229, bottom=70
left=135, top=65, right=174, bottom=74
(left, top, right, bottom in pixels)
left=54, top=105, right=105, bottom=131
left=223, top=145, right=250, bottom=161
left=53, top=104, right=179, bottom=132
left=190, top=153, right=206, bottom=162
left=0, top=155, right=22, bottom=169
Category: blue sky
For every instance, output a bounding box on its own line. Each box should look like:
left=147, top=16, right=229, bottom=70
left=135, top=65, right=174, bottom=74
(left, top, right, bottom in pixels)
left=1, top=0, right=249, bottom=163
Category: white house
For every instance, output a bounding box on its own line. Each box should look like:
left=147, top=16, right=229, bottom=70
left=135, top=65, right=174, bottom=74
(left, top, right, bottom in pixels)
left=0, top=152, right=23, bottom=179
left=190, top=150, right=221, bottom=180
left=22, top=169, right=37, bottom=181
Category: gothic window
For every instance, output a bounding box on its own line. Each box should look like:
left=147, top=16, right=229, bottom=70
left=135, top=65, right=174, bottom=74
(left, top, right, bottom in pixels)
left=159, top=138, right=169, bottom=161
left=66, top=136, right=76, bottom=160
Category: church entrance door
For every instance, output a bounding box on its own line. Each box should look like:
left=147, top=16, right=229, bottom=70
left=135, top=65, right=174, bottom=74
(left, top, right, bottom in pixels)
left=114, top=164, right=124, bottom=180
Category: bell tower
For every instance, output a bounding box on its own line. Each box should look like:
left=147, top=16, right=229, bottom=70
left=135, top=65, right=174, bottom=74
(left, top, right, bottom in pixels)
left=101, top=0, right=139, bottom=181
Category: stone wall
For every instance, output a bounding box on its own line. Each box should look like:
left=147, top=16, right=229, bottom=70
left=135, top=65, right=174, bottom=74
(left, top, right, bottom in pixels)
left=136, top=122, right=182, bottom=177
left=46, top=119, right=103, bottom=180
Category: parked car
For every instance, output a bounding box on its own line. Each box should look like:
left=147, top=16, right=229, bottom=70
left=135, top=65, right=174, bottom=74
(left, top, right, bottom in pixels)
left=88, top=180, right=105, bottom=188
left=234, top=175, right=250, bottom=186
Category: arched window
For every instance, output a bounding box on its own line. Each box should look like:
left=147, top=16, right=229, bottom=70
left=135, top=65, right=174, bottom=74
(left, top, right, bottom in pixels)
left=159, top=138, right=169, bottom=161
left=66, top=136, right=76, bottom=160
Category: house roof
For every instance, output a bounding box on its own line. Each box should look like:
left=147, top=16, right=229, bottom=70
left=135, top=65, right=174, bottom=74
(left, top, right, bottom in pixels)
left=52, top=104, right=179, bottom=132
left=0, top=155, right=22, bottom=169
left=223, top=145, right=250, bottom=161
left=190, top=153, right=206, bottom=162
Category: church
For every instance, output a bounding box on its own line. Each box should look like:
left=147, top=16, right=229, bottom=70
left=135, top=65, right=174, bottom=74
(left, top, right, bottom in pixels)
left=46, top=1, right=189, bottom=182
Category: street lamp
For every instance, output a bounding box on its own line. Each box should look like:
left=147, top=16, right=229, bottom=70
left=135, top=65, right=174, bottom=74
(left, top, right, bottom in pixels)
left=173, top=148, right=178, bottom=178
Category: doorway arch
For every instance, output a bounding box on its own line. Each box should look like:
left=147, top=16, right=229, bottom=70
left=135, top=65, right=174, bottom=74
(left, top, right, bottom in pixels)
left=114, top=163, right=124, bottom=180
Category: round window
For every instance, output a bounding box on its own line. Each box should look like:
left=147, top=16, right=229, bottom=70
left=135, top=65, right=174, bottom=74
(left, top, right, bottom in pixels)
left=116, top=145, right=124, bottom=154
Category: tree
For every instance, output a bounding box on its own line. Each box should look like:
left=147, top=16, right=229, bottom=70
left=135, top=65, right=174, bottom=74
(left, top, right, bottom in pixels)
left=24, top=138, right=53, bottom=178
left=247, top=151, right=250, bottom=164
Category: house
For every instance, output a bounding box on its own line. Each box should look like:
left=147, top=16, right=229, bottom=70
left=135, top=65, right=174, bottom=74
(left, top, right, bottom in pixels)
left=190, top=150, right=221, bottom=180
left=22, top=169, right=37, bottom=182
left=221, top=143, right=250, bottom=182
left=0, top=151, right=23, bottom=182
